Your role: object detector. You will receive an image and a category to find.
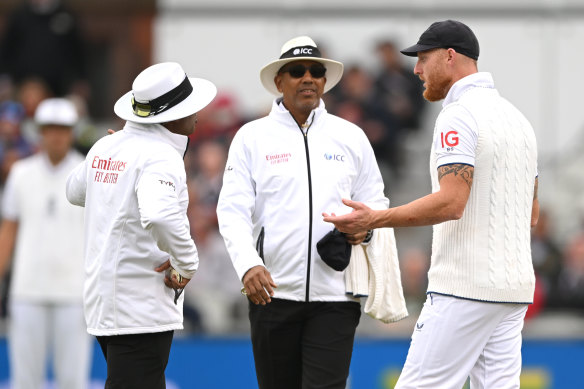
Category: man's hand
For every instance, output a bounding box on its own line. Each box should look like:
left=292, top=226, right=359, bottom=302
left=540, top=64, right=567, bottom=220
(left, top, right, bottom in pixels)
left=155, top=259, right=191, bottom=289
left=345, top=230, right=368, bottom=245
left=242, top=265, right=277, bottom=305
left=323, top=199, right=375, bottom=234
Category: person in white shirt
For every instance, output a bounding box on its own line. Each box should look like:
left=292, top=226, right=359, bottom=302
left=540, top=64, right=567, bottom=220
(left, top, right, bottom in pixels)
left=65, top=62, right=216, bottom=389
left=324, top=20, right=539, bottom=389
left=217, top=36, right=389, bottom=389
left=0, top=98, right=91, bottom=389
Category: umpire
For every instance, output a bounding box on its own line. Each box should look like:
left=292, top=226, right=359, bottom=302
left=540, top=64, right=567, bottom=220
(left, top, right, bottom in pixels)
left=66, top=62, right=216, bottom=388
left=217, top=36, right=389, bottom=389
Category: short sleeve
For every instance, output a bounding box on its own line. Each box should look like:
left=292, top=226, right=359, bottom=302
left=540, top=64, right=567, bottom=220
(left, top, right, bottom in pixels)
left=433, top=105, right=478, bottom=167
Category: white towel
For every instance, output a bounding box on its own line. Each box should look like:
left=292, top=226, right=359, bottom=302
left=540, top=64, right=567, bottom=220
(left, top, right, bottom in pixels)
left=346, top=228, right=408, bottom=323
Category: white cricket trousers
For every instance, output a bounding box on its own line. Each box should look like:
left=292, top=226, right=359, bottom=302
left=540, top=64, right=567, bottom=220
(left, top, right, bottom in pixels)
left=396, top=293, right=528, bottom=389
left=8, top=300, right=92, bottom=389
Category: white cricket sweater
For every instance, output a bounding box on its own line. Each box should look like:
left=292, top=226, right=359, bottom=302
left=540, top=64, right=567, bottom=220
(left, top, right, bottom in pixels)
left=427, top=75, right=537, bottom=304
left=2, top=151, right=85, bottom=303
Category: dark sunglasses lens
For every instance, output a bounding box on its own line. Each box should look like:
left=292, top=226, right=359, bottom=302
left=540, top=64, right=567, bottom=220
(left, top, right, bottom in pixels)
left=309, top=65, right=326, bottom=78
left=288, top=65, right=307, bottom=78
left=285, top=64, right=327, bottom=78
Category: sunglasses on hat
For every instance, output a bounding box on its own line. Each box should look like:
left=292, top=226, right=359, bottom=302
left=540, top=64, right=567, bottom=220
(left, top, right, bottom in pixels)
left=280, top=64, right=327, bottom=79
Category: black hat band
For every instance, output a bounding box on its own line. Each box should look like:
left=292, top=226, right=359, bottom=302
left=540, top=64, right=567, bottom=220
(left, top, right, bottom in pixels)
left=279, top=45, right=322, bottom=60
left=132, top=75, right=193, bottom=118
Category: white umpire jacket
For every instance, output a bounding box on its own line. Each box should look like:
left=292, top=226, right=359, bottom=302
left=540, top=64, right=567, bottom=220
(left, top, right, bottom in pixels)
left=66, top=122, right=199, bottom=336
left=217, top=99, right=389, bottom=302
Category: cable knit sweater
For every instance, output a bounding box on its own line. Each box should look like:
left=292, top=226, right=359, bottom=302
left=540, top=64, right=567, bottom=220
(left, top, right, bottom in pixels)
left=427, top=80, right=538, bottom=303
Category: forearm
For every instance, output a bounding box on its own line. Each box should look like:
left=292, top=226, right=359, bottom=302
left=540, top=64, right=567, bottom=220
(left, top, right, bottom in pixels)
left=531, top=178, right=539, bottom=227
left=0, top=220, right=18, bottom=277
left=372, top=190, right=465, bottom=229
left=147, top=215, right=199, bottom=278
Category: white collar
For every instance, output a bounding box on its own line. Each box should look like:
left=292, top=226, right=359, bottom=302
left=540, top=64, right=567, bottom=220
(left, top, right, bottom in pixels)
left=40, top=150, right=78, bottom=172
left=443, top=72, right=495, bottom=107
left=271, top=98, right=326, bottom=127
left=122, top=121, right=189, bottom=156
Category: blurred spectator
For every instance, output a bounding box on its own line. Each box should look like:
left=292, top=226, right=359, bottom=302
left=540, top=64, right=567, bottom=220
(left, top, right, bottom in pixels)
left=531, top=209, right=563, bottom=296
left=373, top=40, right=426, bottom=131
left=190, top=92, right=243, bottom=144
left=0, top=75, right=14, bottom=104
left=326, top=64, right=401, bottom=177
left=17, top=77, right=53, bottom=119
left=0, top=101, right=35, bottom=184
left=183, top=139, right=247, bottom=333
left=187, top=140, right=228, bottom=211
left=0, top=0, right=89, bottom=99
left=16, top=77, right=53, bottom=146
left=547, top=231, right=584, bottom=312
left=184, top=189, right=246, bottom=334
left=372, top=40, right=427, bottom=176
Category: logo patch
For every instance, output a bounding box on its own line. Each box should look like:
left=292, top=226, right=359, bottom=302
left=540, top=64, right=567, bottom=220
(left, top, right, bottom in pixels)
left=293, top=47, right=313, bottom=56
left=440, top=130, right=459, bottom=151
left=324, top=153, right=345, bottom=162
left=158, top=180, right=176, bottom=191
left=265, top=153, right=291, bottom=165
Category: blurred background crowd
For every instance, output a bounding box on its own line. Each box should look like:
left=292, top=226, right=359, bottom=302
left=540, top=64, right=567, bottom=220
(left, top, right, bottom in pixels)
left=0, top=0, right=582, bottom=339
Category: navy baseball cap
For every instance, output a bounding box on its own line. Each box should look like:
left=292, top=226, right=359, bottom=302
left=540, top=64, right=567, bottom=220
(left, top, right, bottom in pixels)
left=400, top=20, right=480, bottom=60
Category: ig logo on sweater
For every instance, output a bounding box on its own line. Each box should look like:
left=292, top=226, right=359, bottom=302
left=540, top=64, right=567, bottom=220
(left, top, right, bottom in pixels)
left=324, top=153, right=345, bottom=162
left=440, top=131, right=459, bottom=151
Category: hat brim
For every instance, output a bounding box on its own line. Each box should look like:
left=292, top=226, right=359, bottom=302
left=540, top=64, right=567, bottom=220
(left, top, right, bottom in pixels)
left=400, top=43, right=441, bottom=57
left=113, top=77, right=217, bottom=124
left=259, top=57, right=344, bottom=96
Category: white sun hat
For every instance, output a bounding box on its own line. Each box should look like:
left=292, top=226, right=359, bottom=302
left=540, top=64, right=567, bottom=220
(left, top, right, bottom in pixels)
left=34, top=98, right=78, bottom=127
left=114, top=62, right=217, bottom=124
left=259, top=36, right=344, bottom=96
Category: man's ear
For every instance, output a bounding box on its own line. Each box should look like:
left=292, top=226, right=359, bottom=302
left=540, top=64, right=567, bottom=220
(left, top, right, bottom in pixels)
left=446, top=48, right=457, bottom=63
left=274, top=75, right=283, bottom=93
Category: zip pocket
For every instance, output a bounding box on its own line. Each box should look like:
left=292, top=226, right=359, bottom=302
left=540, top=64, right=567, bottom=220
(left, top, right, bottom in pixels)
left=256, top=226, right=265, bottom=263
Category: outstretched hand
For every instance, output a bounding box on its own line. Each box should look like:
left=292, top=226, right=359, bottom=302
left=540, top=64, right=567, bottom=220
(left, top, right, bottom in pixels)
left=322, top=198, right=375, bottom=234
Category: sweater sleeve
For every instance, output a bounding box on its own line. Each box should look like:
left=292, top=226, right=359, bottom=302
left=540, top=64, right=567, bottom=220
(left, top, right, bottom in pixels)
left=217, top=130, right=265, bottom=281
left=136, top=152, right=198, bottom=279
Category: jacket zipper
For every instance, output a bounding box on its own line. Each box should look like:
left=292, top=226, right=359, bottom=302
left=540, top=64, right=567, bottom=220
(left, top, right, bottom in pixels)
left=294, top=112, right=315, bottom=302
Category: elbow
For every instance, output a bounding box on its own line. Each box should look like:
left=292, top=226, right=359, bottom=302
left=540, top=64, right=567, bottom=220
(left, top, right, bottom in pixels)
left=443, top=204, right=466, bottom=221
left=65, top=190, right=85, bottom=207
left=140, top=215, right=156, bottom=230
left=451, top=210, right=465, bottom=221
left=434, top=189, right=468, bottom=222
left=448, top=210, right=464, bottom=221
left=65, top=188, right=75, bottom=204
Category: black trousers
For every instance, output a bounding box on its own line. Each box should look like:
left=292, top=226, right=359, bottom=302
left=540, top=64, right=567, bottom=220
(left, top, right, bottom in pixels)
left=97, top=331, right=174, bottom=389
left=249, top=298, right=361, bottom=389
